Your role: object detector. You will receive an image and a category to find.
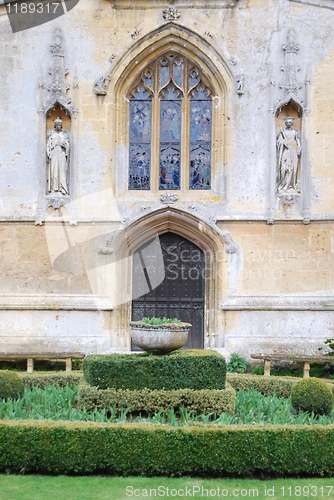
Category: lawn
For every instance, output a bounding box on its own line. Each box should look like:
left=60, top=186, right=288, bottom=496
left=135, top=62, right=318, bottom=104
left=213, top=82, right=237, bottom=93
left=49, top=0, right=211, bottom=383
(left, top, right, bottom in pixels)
left=1, top=475, right=334, bottom=500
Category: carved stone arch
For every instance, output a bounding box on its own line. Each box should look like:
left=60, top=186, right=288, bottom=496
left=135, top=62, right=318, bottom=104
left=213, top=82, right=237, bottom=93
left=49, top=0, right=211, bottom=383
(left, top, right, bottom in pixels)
left=275, top=97, right=304, bottom=118
left=103, top=23, right=233, bottom=197
left=111, top=207, right=228, bottom=351
left=109, top=23, right=233, bottom=96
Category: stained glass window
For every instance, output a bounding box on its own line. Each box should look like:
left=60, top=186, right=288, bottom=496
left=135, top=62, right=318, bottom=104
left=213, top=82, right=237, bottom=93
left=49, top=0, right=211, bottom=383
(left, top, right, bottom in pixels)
left=159, top=85, right=181, bottom=190
left=128, top=52, right=213, bottom=191
left=129, top=86, right=152, bottom=190
left=189, top=87, right=212, bottom=190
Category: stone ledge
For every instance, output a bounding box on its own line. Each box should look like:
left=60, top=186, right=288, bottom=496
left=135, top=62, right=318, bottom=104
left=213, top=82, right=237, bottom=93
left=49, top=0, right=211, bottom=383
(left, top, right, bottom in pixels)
left=222, top=295, right=334, bottom=311
left=111, top=0, right=238, bottom=8
left=0, top=294, right=113, bottom=311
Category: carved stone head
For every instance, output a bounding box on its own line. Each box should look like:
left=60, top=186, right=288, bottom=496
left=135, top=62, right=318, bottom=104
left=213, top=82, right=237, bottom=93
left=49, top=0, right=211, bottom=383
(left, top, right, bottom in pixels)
left=284, top=116, right=294, bottom=128
left=54, top=117, right=63, bottom=130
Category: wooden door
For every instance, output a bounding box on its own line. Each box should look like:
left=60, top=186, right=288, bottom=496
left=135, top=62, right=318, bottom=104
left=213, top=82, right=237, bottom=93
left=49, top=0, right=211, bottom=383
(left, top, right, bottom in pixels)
left=131, top=232, right=204, bottom=349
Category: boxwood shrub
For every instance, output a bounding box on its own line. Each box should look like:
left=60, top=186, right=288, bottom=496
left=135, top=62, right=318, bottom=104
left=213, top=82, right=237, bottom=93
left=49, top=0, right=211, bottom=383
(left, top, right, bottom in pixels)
left=0, top=371, right=24, bottom=400
left=291, top=378, right=333, bottom=415
left=77, top=382, right=236, bottom=415
left=0, top=420, right=334, bottom=477
left=83, top=350, right=226, bottom=390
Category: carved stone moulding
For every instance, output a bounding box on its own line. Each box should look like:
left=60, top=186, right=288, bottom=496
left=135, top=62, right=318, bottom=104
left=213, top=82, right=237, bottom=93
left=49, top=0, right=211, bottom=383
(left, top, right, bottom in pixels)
left=160, top=192, right=178, bottom=204
left=279, top=193, right=299, bottom=207
left=110, top=0, right=238, bottom=8
left=47, top=196, right=66, bottom=210
left=288, top=0, right=334, bottom=9
left=163, top=7, right=180, bottom=20
left=302, top=208, right=310, bottom=225
left=278, top=192, right=300, bottom=219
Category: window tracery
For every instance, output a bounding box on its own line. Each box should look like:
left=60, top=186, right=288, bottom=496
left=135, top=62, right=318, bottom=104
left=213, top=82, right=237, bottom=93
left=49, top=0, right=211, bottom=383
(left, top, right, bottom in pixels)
left=128, top=52, right=214, bottom=191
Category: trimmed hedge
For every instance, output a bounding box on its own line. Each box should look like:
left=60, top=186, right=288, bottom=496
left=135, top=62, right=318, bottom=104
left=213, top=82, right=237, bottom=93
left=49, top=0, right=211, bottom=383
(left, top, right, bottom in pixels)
left=83, top=350, right=226, bottom=390
left=0, top=371, right=24, bottom=400
left=21, top=373, right=81, bottom=389
left=77, top=382, right=236, bottom=415
left=291, top=378, right=333, bottom=415
left=227, top=373, right=334, bottom=398
left=227, top=373, right=300, bottom=398
left=0, top=420, right=334, bottom=476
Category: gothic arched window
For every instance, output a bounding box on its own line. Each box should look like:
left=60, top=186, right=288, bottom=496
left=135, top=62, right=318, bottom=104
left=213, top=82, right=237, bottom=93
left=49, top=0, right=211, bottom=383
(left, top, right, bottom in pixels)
left=128, top=52, right=214, bottom=191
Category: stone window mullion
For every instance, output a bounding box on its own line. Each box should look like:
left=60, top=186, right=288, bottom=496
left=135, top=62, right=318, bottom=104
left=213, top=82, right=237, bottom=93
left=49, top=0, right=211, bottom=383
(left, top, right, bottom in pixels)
left=151, top=95, right=160, bottom=191
left=181, top=97, right=190, bottom=191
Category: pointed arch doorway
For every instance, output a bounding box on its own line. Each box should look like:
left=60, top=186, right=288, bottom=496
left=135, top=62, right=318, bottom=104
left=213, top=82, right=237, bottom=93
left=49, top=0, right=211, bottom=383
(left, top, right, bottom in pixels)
left=131, top=232, right=204, bottom=349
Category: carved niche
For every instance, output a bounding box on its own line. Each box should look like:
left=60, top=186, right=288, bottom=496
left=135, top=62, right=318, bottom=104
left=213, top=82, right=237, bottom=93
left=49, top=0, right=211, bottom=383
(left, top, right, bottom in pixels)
left=40, top=29, right=77, bottom=199
left=275, top=29, right=304, bottom=204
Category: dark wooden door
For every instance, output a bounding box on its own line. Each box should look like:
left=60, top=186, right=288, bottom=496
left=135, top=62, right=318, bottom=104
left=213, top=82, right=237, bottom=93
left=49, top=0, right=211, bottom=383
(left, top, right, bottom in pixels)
left=131, top=233, right=204, bottom=349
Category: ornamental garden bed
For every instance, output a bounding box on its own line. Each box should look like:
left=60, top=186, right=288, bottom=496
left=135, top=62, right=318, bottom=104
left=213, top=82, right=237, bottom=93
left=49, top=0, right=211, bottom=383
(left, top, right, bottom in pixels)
left=0, top=365, right=334, bottom=476
left=0, top=383, right=334, bottom=476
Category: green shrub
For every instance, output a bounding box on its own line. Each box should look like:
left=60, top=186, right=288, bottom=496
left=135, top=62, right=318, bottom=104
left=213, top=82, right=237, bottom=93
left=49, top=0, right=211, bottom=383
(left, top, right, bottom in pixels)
left=227, top=373, right=299, bottom=398
left=83, top=350, right=226, bottom=390
left=141, top=317, right=181, bottom=325
left=227, top=352, right=250, bottom=373
left=0, top=371, right=24, bottom=400
left=22, top=373, right=81, bottom=389
left=291, top=378, right=333, bottom=415
left=270, top=365, right=294, bottom=377
left=77, top=382, right=235, bottom=415
left=0, top=420, right=334, bottom=476
left=251, top=366, right=264, bottom=375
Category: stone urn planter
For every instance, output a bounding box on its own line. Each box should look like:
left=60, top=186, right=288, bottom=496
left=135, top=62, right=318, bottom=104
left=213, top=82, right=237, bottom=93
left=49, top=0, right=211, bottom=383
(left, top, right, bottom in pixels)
left=129, top=320, right=192, bottom=355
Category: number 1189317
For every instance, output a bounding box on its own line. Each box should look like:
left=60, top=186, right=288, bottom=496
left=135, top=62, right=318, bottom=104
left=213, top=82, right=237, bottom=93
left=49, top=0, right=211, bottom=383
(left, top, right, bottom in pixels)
left=6, top=2, right=61, bottom=14
left=280, top=486, right=333, bottom=497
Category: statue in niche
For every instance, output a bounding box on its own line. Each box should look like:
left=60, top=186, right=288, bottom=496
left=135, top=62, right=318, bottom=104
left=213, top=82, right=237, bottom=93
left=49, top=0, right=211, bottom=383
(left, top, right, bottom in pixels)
left=46, top=117, right=70, bottom=195
left=277, top=116, right=301, bottom=192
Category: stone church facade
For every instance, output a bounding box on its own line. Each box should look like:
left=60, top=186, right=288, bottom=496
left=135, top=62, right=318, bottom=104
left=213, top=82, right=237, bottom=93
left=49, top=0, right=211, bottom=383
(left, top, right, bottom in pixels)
left=0, top=0, right=334, bottom=358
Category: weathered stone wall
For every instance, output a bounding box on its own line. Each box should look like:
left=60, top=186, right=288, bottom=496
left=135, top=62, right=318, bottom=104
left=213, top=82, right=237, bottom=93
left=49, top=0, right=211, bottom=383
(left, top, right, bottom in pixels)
left=0, top=0, right=333, bottom=356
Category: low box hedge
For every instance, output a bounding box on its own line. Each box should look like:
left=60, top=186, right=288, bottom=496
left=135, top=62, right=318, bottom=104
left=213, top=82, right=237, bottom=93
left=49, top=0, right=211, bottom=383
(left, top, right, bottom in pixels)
left=77, top=382, right=236, bottom=415
left=227, top=373, right=300, bottom=398
left=83, top=350, right=226, bottom=390
left=227, top=373, right=334, bottom=398
left=0, top=420, right=334, bottom=476
left=21, top=373, right=81, bottom=389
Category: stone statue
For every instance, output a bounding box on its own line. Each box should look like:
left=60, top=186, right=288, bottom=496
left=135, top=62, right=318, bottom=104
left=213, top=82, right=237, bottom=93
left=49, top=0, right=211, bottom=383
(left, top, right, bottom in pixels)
left=46, top=117, right=70, bottom=195
left=277, top=116, right=301, bottom=192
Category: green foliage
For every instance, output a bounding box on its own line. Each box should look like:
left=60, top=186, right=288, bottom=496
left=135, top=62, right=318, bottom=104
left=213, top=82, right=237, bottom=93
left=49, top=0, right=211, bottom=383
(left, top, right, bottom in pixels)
left=4, top=383, right=334, bottom=426
left=227, top=352, right=250, bottom=373
left=0, top=419, right=334, bottom=476
left=0, top=371, right=24, bottom=400
left=141, top=316, right=181, bottom=325
left=259, top=360, right=334, bottom=378
left=22, top=373, right=81, bottom=389
left=83, top=350, right=226, bottom=390
left=77, top=382, right=236, bottom=416
left=291, top=378, right=333, bottom=415
left=227, top=373, right=299, bottom=398
left=270, top=365, right=294, bottom=377
left=0, top=385, right=79, bottom=421
left=230, top=388, right=334, bottom=425
left=324, top=338, right=334, bottom=356
left=309, top=363, right=327, bottom=378
left=251, top=366, right=264, bottom=375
